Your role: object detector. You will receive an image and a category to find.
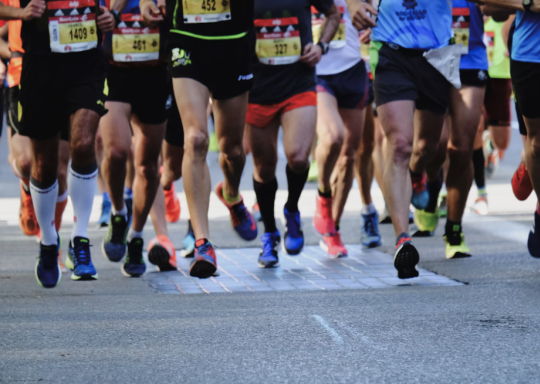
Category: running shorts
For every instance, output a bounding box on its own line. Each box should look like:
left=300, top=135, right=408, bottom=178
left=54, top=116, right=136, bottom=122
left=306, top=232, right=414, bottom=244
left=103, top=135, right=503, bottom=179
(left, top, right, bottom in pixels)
left=511, top=59, right=540, bottom=119
left=460, top=69, right=489, bottom=87
left=316, top=61, right=370, bottom=110
left=167, top=35, right=253, bottom=100
left=371, top=42, right=451, bottom=115
left=246, top=91, right=317, bottom=128
left=165, top=89, right=184, bottom=148
left=19, top=50, right=107, bottom=140
left=515, top=100, right=527, bottom=136
left=106, top=63, right=170, bottom=125
left=484, top=77, right=512, bottom=126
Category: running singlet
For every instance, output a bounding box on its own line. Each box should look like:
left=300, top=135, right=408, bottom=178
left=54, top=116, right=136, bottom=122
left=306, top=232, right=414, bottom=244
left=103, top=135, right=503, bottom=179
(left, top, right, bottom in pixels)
left=371, top=0, right=452, bottom=50
left=20, top=0, right=105, bottom=54
left=316, top=0, right=361, bottom=76
left=511, top=11, right=540, bottom=64
left=7, top=0, right=23, bottom=87
left=166, top=0, right=254, bottom=39
left=453, top=0, right=487, bottom=70
left=484, top=18, right=510, bottom=79
left=249, top=0, right=333, bottom=105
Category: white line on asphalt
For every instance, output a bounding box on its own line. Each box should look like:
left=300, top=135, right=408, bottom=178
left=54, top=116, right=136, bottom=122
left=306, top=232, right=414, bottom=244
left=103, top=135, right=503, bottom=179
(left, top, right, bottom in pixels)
left=312, top=315, right=344, bottom=345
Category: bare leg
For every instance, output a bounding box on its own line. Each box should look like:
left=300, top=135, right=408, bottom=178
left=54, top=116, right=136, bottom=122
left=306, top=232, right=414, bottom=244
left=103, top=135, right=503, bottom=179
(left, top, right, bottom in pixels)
left=150, top=183, right=168, bottom=238
left=356, top=104, right=375, bottom=205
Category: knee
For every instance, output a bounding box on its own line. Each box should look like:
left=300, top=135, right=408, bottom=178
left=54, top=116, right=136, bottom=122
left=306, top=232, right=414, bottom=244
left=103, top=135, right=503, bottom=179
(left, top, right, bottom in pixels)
left=220, top=140, right=245, bottom=163
left=360, top=139, right=375, bottom=160
left=107, top=146, right=129, bottom=166
left=413, top=139, right=437, bottom=161
left=16, top=154, right=33, bottom=177
left=320, top=128, right=344, bottom=154
left=528, top=136, right=540, bottom=159
left=137, top=162, right=159, bottom=182
left=184, top=129, right=209, bottom=156
left=254, top=156, right=277, bottom=183
left=388, top=137, right=412, bottom=165
left=288, top=156, right=310, bottom=174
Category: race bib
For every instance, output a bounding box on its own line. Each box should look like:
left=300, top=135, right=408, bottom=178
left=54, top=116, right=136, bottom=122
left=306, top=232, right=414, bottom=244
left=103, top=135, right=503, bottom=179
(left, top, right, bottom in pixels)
left=452, top=7, right=470, bottom=55
left=112, top=14, right=159, bottom=62
left=48, top=0, right=98, bottom=53
left=254, top=17, right=301, bottom=65
left=311, top=6, right=346, bottom=49
left=484, top=31, right=495, bottom=67
left=182, top=0, right=231, bottom=24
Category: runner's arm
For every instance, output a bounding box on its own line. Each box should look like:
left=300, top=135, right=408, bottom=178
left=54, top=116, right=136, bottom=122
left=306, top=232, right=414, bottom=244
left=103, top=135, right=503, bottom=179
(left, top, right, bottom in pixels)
left=140, top=0, right=163, bottom=28
left=480, top=3, right=517, bottom=19
left=346, top=0, right=377, bottom=30
left=0, top=0, right=45, bottom=21
left=470, top=0, right=540, bottom=12
left=318, top=4, right=341, bottom=44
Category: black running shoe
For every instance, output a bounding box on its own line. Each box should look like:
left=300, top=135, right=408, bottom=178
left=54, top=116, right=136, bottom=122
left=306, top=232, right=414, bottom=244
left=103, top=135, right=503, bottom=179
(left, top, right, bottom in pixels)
left=394, top=237, right=419, bottom=279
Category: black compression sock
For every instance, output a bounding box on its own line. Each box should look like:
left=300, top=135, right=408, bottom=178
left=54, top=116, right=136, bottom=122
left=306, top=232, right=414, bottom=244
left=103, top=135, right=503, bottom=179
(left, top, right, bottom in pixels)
left=318, top=188, right=332, bottom=198
left=445, top=220, right=462, bottom=236
left=285, top=164, right=309, bottom=213
left=472, top=148, right=486, bottom=190
left=425, top=170, right=443, bottom=213
left=253, top=177, right=278, bottom=233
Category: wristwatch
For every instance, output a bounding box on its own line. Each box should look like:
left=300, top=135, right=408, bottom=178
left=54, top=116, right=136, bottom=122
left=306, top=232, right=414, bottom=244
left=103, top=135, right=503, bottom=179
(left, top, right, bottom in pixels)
left=317, top=42, right=330, bottom=55
left=524, top=0, right=533, bottom=11
left=111, top=10, right=122, bottom=27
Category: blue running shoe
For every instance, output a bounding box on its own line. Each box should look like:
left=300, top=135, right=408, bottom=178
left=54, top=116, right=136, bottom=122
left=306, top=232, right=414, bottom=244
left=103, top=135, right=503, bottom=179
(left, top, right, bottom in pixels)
left=411, top=173, right=429, bottom=209
left=97, top=197, right=111, bottom=228
left=215, top=182, right=258, bottom=241
left=190, top=239, right=217, bottom=279
left=35, top=237, right=61, bottom=288
left=361, top=211, right=382, bottom=248
left=122, top=238, right=146, bottom=277
left=181, top=221, right=196, bottom=258
left=528, top=210, right=540, bottom=258
left=68, top=237, right=98, bottom=281
left=102, top=213, right=129, bottom=262
left=283, top=207, right=304, bottom=255
left=258, top=231, right=280, bottom=268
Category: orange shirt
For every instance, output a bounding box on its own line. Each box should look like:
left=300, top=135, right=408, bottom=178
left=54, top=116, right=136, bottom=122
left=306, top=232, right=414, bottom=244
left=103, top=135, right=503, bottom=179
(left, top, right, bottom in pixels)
left=7, top=0, right=23, bottom=87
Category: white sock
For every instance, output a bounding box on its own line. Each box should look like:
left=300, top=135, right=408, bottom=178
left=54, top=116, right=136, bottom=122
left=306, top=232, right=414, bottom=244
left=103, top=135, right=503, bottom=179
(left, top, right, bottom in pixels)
left=68, top=166, right=98, bottom=242
left=127, top=228, right=143, bottom=242
left=57, top=189, right=69, bottom=203
left=30, top=179, right=58, bottom=246
left=112, top=204, right=127, bottom=220
left=362, top=202, right=376, bottom=215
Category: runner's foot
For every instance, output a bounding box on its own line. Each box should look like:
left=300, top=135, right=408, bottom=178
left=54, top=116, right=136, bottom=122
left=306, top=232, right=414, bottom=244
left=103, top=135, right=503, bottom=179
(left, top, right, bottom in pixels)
left=512, top=162, right=533, bottom=201
left=190, top=239, right=217, bottom=279
left=68, top=237, right=98, bottom=281
left=215, top=182, right=258, bottom=241
left=361, top=211, right=382, bottom=248
left=252, top=202, right=262, bottom=222
left=444, top=231, right=472, bottom=259
left=473, top=196, right=488, bottom=215
left=102, top=213, right=129, bottom=262
left=258, top=231, right=280, bottom=268
left=164, top=185, right=180, bottom=223
left=411, top=172, right=429, bottom=210
left=320, top=232, right=347, bottom=258
left=283, top=207, right=304, bottom=255
left=35, top=238, right=61, bottom=288
left=122, top=238, right=146, bottom=277
left=528, top=210, right=540, bottom=258
left=313, top=195, right=334, bottom=235
left=148, top=235, right=177, bottom=272
left=394, top=234, right=419, bottom=279
left=19, top=181, right=39, bottom=236
left=97, top=195, right=112, bottom=228
left=413, top=208, right=439, bottom=236
left=181, top=221, right=196, bottom=258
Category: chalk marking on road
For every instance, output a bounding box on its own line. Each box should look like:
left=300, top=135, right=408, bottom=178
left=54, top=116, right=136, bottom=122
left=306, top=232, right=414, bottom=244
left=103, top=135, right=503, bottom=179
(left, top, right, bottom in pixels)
left=336, top=321, right=387, bottom=351
left=312, top=315, right=344, bottom=345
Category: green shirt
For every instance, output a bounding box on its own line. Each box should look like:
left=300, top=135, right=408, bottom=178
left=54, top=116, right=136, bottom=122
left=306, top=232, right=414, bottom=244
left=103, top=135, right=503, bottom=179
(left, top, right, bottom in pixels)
left=484, top=18, right=511, bottom=79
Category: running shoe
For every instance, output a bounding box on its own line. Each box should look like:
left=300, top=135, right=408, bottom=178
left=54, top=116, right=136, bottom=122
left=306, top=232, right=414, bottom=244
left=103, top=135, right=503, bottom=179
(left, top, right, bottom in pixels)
left=313, top=195, right=334, bottom=235
left=102, top=213, right=129, bottom=262
left=55, top=199, right=68, bottom=231
left=320, top=232, right=348, bottom=258
left=413, top=209, right=439, bottom=235
left=512, top=162, right=533, bottom=201
left=209, top=131, right=219, bottom=152
left=190, top=239, right=217, bottom=278
left=361, top=211, right=382, bottom=248
left=380, top=206, right=414, bottom=224
left=215, top=182, right=258, bottom=241
left=252, top=201, right=262, bottom=222
left=411, top=173, right=429, bottom=210
left=164, top=185, right=181, bottom=223
left=122, top=238, right=146, bottom=277
left=283, top=206, right=304, bottom=255
left=394, top=237, right=419, bottom=279
left=181, top=221, right=196, bottom=258
left=148, top=235, right=177, bottom=272
left=438, top=192, right=448, bottom=218
left=258, top=231, right=280, bottom=268
left=56, top=233, right=67, bottom=273
left=35, top=237, right=61, bottom=288
left=307, top=160, right=318, bottom=182
left=97, top=196, right=111, bottom=228
left=19, top=181, right=39, bottom=236
left=528, top=210, right=540, bottom=258
left=473, top=196, right=488, bottom=216
left=444, top=232, right=471, bottom=259
left=67, top=237, right=98, bottom=281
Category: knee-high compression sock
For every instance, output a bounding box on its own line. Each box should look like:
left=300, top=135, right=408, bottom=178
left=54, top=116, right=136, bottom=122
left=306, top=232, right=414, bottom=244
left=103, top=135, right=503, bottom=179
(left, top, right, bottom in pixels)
left=285, top=164, right=309, bottom=213
left=30, top=178, right=59, bottom=245
left=472, top=148, right=486, bottom=195
left=253, top=177, right=278, bottom=234
left=68, top=163, right=98, bottom=242
left=425, top=170, right=443, bottom=213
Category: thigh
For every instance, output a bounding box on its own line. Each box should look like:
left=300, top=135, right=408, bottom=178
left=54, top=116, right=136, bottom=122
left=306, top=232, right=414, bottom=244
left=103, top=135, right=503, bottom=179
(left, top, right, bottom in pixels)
left=340, top=107, right=365, bottom=150
left=131, top=117, right=166, bottom=165
left=172, top=77, right=211, bottom=138
left=282, top=106, right=317, bottom=162
left=414, top=108, right=446, bottom=149
left=212, top=92, right=249, bottom=150
left=100, top=101, right=133, bottom=151
left=377, top=100, right=416, bottom=145
left=317, top=91, right=344, bottom=141
left=448, top=85, right=486, bottom=148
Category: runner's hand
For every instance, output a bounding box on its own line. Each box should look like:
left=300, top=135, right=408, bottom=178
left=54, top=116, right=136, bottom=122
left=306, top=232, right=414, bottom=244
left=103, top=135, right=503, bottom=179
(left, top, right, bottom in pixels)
left=359, top=28, right=371, bottom=45
left=349, top=0, right=378, bottom=30
left=97, top=6, right=115, bottom=32
left=141, top=0, right=163, bottom=28
left=300, top=43, right=322, bottom=67
left=21, top=0, right=45, bottom=20
left=157, top=0, right=166, bottom=17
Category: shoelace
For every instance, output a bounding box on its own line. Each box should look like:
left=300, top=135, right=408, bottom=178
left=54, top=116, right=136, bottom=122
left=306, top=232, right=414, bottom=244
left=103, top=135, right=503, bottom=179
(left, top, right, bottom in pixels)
left=286, top=212, right=301, bottom=238
left=231, top=204, right=248, bottom=228
left=111, top=215, right=127, bottom=243
left=73, top=243, right=92, bottom=266
left=261, top=234, right=278, bottom=256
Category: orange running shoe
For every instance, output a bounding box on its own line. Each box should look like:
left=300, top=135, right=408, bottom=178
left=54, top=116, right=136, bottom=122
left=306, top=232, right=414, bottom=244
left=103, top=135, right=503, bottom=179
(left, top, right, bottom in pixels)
left=147, top=235, right=177, bottom=272
left=164, top=185, right=180, bottom=223
left=55, top=199, right=68, bottom=231
left=320, top=232, right=347, bottom=258
left=313, top=195, right=334, bottom=235
left=512, top=162, right=534, bottom=201
left=19, top=181, right=40, bottom=236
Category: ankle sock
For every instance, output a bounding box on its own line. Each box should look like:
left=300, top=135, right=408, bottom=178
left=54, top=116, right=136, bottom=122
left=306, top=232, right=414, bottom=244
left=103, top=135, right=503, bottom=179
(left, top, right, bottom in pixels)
left=361, top=202, right=376, bottom=215
left=112, top=204, right=128, bottom=221
left=127, top=228, right=143, bottom=242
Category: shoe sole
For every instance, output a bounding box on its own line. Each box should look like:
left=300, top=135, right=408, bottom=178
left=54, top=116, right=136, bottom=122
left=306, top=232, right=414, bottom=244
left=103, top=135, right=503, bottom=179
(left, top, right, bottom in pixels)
left=190, top=259, right=217, bottom=279
left=121, top=264, right=144, bottom=278
left=258, top=260, right=280, bottom=268
left=35, top=262, right=61, bottom=289
left=282, top=235, right=303, bottom=256
left=180, top=249, right=195, bottom=258
left=394, top=243, right=419, bottom=279
left=101, top=240, right=126, bottom=263
left=71, top=273, right=98, bottom=281
left=361, top=240, right=382, bottom=248
left=215, top=184, right=258, bottom=242
left=148, top=245, right=177, bottom=272
left=446, top=252, right=472, bottom=259
left=319, top=240, right=347, bottom=259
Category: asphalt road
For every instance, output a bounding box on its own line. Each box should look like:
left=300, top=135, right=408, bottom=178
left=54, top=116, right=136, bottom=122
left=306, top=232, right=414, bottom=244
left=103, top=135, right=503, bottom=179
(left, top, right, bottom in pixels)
left=2, top=127, right=540, bottom=383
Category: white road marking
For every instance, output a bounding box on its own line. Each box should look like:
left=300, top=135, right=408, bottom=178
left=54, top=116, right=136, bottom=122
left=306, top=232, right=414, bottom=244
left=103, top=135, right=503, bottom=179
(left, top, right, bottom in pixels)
left=312, top=315, right=344, bottom=345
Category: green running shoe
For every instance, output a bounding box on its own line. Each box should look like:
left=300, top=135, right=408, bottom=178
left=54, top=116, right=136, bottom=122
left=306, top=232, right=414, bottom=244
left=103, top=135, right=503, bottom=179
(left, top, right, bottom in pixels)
left=413, top=208, right=439, bottom=236
left=444, top=232, right=471, bottom=259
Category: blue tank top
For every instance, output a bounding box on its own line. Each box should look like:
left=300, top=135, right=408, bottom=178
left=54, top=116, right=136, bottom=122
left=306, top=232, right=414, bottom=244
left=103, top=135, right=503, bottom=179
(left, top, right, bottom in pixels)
left=511, top=11, right=540, bottom=63
left=453, top=0, right=487, bottom=70
left=371, top=0, right=452, bottom=50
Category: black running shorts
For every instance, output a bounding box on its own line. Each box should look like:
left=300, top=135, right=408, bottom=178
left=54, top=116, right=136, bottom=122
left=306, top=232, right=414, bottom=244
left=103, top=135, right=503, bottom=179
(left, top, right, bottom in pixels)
left=460, top=69, right=488, bottom=87
left=511, top=59, right=540, bottom=119
left=167, top=35, right=253, bottom=100
left=19, top=50, right=107, bottom=140
left=165, top=89, right=184, bottom=148
left=106, top=63, right=170, bottom=125
left=371, top=42, right=451, bottom=115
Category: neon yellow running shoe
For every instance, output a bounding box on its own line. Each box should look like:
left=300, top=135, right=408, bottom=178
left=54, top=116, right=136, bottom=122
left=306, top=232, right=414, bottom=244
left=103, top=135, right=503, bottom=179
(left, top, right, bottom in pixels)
left=444, top=232, right=471, bottom=259
left=307, top=160, right=318, bottom=182
left=209, top=131, right=219, bottom=152
left=413, top=208, right=439, bottom=234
